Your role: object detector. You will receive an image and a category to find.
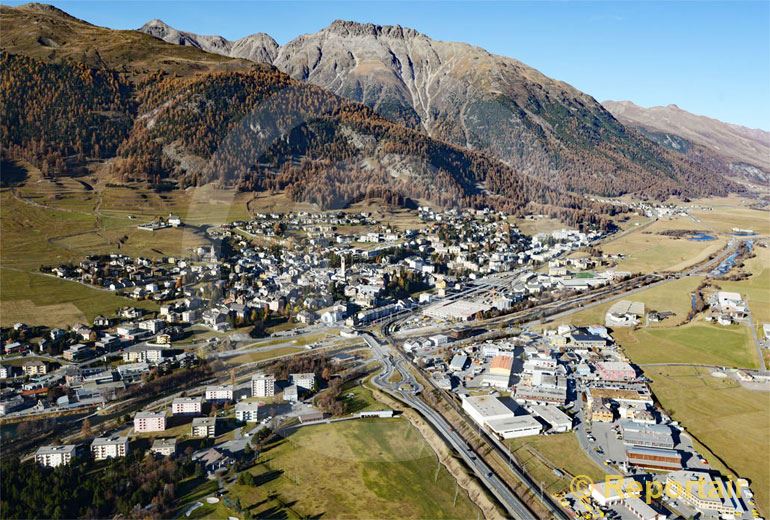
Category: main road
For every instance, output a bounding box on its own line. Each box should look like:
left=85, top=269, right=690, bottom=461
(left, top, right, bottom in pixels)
left=363, top=332, right=562, bottom=520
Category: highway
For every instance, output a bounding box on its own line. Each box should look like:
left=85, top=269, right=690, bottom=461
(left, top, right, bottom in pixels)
left=362, top=333, right=541, bottom=520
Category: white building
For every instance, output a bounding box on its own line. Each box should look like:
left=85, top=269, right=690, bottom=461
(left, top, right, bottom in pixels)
left=283, top=384, right=299, bottom=402
left=289, top=373, right=315, bottom=391
left=486, top=415, right=542, bottom=439
left=91, top=436, right=129, bottom=460
left=205, top=385, right=234, bottom=402
left=134, top=411, right=166, bottom=433
left=35, top=445, right=77, bottom=467
left=235, top=402, right=260, bottom=422
left=171, top=397, right=203, bottom=415
left=463, top=395, right=513, bottom=423
left=251, top=374, right=276, bottom=397
left=529, top=404, right=573, bottom=432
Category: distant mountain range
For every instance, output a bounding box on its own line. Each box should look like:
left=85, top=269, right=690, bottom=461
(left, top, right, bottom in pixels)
left=603, top=100, right=770, bottom=184
left=0, top=3, right=747, bottom=226
left=140, top=19, right=279, bottom=64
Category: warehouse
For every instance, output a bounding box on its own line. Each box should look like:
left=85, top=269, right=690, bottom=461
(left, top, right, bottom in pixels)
left=620, top=421, right=675, bottom=449
left=424, top=299, right=491, bottom=321
left=529, top=404, right=573, bottom=432
left=462, top=395, right=517, bottom=426
left=486, top=414, right=542, bottom=439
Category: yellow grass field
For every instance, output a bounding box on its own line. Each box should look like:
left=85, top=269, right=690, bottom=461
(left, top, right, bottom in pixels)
left=645, top=365, right=770, bottom=516
left=228, top=419, right=481, bottom=519
left=506, top=432, right=606, bottom=495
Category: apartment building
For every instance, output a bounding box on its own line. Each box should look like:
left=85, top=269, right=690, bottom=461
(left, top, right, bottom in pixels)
left=134, top=411, right=166, bottom=433
left=35, top=445, right=77, bottom=467
left=171, top=397, right=203, bottom=415
left=205, top=385, right=233, bottom=402
left=251, top=374, right=276, bottom=397
left=91, top=436, right=129, bottom=460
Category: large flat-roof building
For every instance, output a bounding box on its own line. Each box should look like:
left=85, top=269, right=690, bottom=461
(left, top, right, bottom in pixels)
left=529, top=404, right=573, bottom=432
left=595, top=361, right=636, bottom=382
left=486, top=415, right=542, bottom=439
left=462, top=395, right=518, bottom=425
left=606, top=300, right=645, bottom=327
left=664, top=471, right=746, bottom=515
left=620, top=421, right=674, bottom=449
left=35, top=445, right=77, bottom=467
left=462, top=395, right=539, bottom=438
left=625, top=446, right=682, bottom=471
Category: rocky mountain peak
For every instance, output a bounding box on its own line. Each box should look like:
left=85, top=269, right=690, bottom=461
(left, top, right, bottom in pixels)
left=324, top=19, right=422, bottom=39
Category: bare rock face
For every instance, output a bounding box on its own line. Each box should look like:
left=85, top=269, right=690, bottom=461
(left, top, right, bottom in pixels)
left=272, top=20, right=680, bottom=189
left=139, top=19, right=278, bottom=64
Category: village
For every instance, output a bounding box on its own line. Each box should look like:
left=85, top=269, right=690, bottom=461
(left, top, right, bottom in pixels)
left=0, top=206, right=767, bottom=520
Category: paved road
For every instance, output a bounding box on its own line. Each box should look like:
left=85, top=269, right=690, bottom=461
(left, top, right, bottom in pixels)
left=362, top=333, right=540, bottom=520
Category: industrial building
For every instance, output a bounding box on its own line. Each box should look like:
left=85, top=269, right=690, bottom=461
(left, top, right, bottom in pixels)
left=529, top=404, right=573, bottom=432
left=664, top=471, right=746, bottom=515
left=625, top=446, right=682, bottom=470
left=620, top=421, right=675, bottom=449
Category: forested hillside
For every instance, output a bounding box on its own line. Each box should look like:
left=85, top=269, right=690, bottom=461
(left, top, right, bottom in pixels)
left=1, top=3, right=737, bottom=231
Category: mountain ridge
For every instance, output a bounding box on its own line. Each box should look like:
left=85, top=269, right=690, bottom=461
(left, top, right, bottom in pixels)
left=138, top=16, right=733, bottom=199
left=604, top=100, right=770, bottom=181
left=139, top=18, right=278, bottom=64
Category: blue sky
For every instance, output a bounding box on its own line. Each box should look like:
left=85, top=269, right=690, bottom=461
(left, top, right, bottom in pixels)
left=7, top=1, right=770, bottom=129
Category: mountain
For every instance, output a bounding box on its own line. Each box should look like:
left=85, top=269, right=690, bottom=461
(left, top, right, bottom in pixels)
left=0, top=3, right=253, bottom=77
left=1, top=3, right=620, bottom=229
left=139, top=19, right=278, bottom=64
left=603, top=100, right=770, bottom=182
left=139, top=18, right=733, bottom=199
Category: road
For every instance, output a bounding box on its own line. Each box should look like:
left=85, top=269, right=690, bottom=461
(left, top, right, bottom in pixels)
left=362, top=333, right=541, bottom=520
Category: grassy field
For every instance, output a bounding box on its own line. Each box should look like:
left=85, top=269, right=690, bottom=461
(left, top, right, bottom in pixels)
left=645, top=365, right=770, bottom=515
left=718, top=245, right=770, bottom=336
left=0, top=267, right=157, bottom=327
left=227, top=419, right=481, bottom=519
left=339, top=378, right=391, bottom=414
left=506, top=432, right=606, bottom=495
left=599, top=197, right=770, bottom=274
left=547, top=275, right=704, bottom=329
left=689, top=196, right=770, bottom=236
left=618, top=321, right=758, bottom=369
left=601, top=217, right=727, bottom=274
left=221, top=346, right=308, bottom=366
